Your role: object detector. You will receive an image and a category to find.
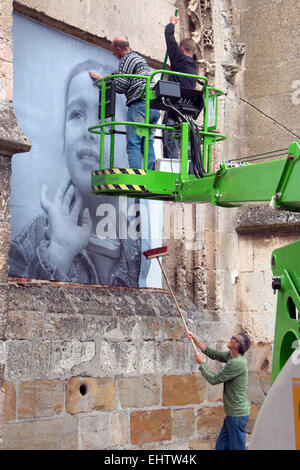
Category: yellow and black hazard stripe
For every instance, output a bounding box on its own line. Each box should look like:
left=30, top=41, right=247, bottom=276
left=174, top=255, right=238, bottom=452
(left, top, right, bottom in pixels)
left=92, top=168, right=146, bottom=176
left=92, top=183, right=149, bottom=192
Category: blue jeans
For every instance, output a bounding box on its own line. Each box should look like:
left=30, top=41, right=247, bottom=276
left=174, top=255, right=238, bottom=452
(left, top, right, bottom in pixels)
left=126, top=101, right=160, bottom=170
left=215, top=415, right=249, bottom=450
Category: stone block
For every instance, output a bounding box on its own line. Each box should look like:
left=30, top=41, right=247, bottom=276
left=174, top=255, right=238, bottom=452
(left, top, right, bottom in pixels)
left=80, top=414, right=110, bottom=450
left=189, top=437, right=216, bottom=450
left=203, top=204, right=216, bottom=232
left=0, top=34, right=13, bottom=63
left=0, top=155, right=11, bottom=220
left=5, top=340, right=32, bottom=380
left=140, top=318, right=163, bottom=341
left=173, top=341, right=199, bottom=374
left=238, top=271, right=268, bottom=312
left=111, top=412, right=128, bottom=447
left=66, top=377, right=116, bottom=414
left=141, top=317, right=184, bottom=341
left=253, top=236, right=286, bottom=273
left=139, top=341, right=156, bottom=374
left=240, top=7, right=279, bottom=52
left=130, top=409, right=171, bottom=444
left=18, top=380, right=64, bottom=419
left=0, top=64, right=13, bottom=102
left=2, top=382, right=16, bottom=422
left=63, top=287, right=111, bottom=315
left=0, top=221, right=10, bottom=281
left=203, top=230, right=216, bottom=269
left=118, top=376, right=160, bottom=409
left=173, top=408, right=196, bottom=439
left=0, top=342, right=4, bottom=378
left=197, top=406, right=225, bottom=437
left=0, top=0, right=12, bottom=20
left=218, top=269, right=238, bottom=312
left=162, top=374, right=206, bottom=406
left=276, top=24, right=300, bottom=64
left=100, top=341, right=137, bottom=376
left=3, top=417, right=78, bottom=450
left=0, top=285, right=8, bottom=340
left=0, top=100, right=30, bottom=152
left=156, top=341, right=174, bottom=373
left=7, top=285, right=73, bottom=314
left=51, top=340, right=95, bottom=377
left=207, top=382, right=223, bottom=403
left=244, top=32, right=278, bottom=69
left=46, top=287, right=77, bottom=314
left=238, top=235, right=254, bottom=272
left=205, top=269, right=219, bottom=310
left=0, top=387, right=3, bottom=442
left=111, top=316, right=139, bottom=342
left=31, top=341, right=51, bottom=379
left=243, top=63, right=279, bottom=100
left=280, top=0, right=300, bottom=27
left=43, top=314, right=84, bottom=340
left=6, top=311, right=43, bottom=340
left=80, top=315, right=107, bottom=340
left=278, top=57, right=300, bottom=96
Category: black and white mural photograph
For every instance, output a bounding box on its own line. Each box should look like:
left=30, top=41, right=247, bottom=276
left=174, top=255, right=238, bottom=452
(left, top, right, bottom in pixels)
left=9, top=13, right=163, bottom=288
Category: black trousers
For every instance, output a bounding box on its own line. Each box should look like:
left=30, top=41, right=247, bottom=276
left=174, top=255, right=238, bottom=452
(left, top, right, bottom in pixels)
left=162, top=111, right=180, bottom=159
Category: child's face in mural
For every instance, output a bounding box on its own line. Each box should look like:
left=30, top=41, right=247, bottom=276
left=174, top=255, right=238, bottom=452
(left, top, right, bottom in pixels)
left=65, top=70, right=105, bottom=195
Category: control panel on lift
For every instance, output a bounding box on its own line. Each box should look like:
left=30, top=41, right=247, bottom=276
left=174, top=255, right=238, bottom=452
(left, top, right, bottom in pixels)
left=150, top=80, right=204, bottom=119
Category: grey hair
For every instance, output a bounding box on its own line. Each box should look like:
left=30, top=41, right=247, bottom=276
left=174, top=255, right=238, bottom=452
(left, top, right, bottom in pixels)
left=237, top=332, right=251, bottom=355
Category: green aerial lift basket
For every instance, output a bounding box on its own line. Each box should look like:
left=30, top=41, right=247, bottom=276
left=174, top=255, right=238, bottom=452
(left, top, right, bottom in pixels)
left=89, top=69, right=226, bottom=201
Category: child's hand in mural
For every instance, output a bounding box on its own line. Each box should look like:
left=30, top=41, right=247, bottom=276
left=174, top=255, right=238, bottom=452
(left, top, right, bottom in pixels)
left=40, top=176, right=92, bottom=274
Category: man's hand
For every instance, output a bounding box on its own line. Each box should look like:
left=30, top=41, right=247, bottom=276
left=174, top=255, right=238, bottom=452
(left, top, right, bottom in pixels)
left=195, top=352, right=205, bottom=365
left=185, top=330, right=207, bottom=353
left=170, top=14, right=179, bottom=25
left=89, top=71, right=102, bottom=81
left=185, top=330, right=196, bottom=342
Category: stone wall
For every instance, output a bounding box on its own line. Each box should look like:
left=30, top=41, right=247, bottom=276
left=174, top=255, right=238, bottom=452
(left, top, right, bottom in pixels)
left=0, top=0, right=297, bottom=450
left=2, top=282, right=266, bottom=450
left=1, top=0, right=241, bottom=449
left=0, top=0, right=31, bottom=446
left=1, top=284, right=223, bottom=450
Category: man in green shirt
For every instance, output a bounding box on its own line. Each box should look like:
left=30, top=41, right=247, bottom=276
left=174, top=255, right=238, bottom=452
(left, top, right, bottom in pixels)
left=186, top=331, right=251, bottom=450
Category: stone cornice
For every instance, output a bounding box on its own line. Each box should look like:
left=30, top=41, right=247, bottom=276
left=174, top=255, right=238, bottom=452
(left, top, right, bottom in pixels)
left=0, top=102, right=31, bottom=156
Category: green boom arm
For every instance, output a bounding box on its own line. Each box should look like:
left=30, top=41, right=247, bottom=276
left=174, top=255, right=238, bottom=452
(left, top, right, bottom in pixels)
left=177, top=141, right=300, bottom=212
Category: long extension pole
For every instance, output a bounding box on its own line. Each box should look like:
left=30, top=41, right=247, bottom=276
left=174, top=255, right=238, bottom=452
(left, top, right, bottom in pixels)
left=156, top=257, right=198, bottom=354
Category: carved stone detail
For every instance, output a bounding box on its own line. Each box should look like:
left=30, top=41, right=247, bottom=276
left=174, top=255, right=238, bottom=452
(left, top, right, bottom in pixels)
left=186, top=0, right=215, bottom=80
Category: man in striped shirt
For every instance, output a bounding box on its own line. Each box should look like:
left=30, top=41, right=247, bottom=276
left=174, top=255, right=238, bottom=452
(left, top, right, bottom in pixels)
left=89, top=37, right=160, bottom=170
